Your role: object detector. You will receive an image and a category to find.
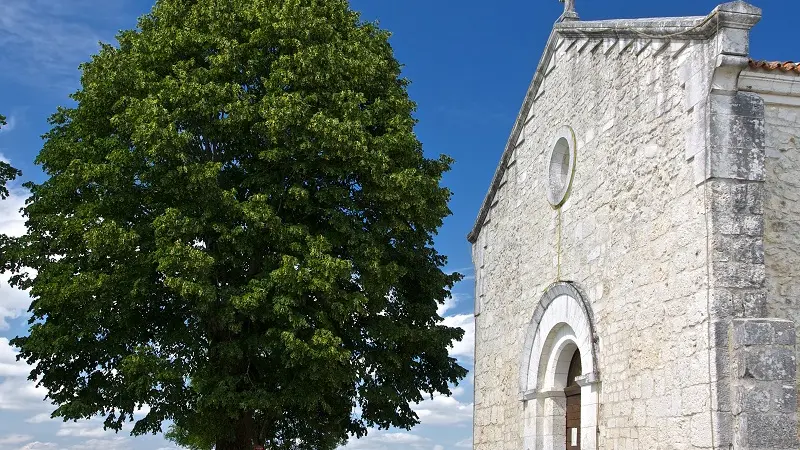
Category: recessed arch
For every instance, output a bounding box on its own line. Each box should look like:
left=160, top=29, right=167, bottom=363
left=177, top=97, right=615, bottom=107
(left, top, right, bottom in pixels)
left=520, top=282, right=600, bottom=450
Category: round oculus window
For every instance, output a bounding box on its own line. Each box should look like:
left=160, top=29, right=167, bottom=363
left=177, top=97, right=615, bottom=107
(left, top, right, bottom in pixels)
left=546, top=126, right=577, bottom=208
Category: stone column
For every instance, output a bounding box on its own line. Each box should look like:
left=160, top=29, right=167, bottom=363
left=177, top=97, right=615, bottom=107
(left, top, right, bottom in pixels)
left=576, top=375, right=600, bottom=450
left=540, top=391, right=566, bottom=450
left=731, top=319, right=798, bottom=449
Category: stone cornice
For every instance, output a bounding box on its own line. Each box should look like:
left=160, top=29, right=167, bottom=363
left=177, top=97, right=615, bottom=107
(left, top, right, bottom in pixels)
left=739, top=69, right=800, bottom=106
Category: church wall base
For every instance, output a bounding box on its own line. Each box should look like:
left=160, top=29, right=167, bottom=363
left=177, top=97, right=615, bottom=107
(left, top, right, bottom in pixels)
left=730, top=318, right=799, bottom=449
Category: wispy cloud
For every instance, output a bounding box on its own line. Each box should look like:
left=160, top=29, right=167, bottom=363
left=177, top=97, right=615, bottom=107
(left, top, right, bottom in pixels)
left=56, top=422, right=111, bottom=439
left=24, top=413, right=52, bottom=424
left=0, top=1, right=125, bottom=92
left=0, top=434, right=33, bottom=446
left=445, top=266, right=473, bottom=276
left=446, top=266, right=475, bottom=283
left=18, top=442, right=58, bottom=450
left=0, top=115, right=16, bottom=134
left=67, top=438, right=131, bottom=450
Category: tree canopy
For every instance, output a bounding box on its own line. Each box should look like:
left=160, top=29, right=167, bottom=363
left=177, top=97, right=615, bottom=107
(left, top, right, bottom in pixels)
left=2, top=1, right=466, bottom=449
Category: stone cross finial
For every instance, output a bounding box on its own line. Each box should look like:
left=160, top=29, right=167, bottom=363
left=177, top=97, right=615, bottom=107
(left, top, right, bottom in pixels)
left=559, top=0, right=579, bottom=21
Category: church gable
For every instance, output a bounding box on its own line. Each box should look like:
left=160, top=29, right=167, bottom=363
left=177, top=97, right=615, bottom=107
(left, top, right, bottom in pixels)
left=468, top=0, right=762, bottom=244
left=468, top=3, right=800, bottom=450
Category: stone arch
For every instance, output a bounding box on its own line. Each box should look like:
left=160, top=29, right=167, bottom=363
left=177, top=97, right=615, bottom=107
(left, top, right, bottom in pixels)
left=519, top=282, right=600, bottom=450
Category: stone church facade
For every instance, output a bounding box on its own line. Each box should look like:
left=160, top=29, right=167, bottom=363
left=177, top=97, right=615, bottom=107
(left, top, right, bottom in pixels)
left=469, top=2, right=799, bottom=449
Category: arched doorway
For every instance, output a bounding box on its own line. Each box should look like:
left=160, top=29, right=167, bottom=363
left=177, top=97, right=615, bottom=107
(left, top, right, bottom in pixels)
left=565, top=349, right=582, bottom=450
left=520, top=282, right=600, bottom=450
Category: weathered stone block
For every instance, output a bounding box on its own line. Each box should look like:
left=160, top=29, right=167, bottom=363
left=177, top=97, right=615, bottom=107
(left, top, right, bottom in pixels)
left=733, top=319, right=776, bottom=347
left=712, top=114, right=766, bottom=150
left=712, top=261, right=765, bottom=288
left=775, top=383, right=798, bottom=413
left=732, top=385, right=770, bottom=415
left=707, top=142, right=766, bottom=181
left=773, top=321, right=797, bottom=346
left=734, top=347, right=795, bottom=381
left=735, top=414, right=799, bottom=448
left=709, top=91, right=765, bottom=118
left=740, top=290, right=767, bottom=317
left=733, top=318, right=796, bottom=347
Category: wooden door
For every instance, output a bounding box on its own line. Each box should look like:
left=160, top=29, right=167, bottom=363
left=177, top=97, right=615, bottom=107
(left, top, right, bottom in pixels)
left=565, top=349, right=582, bottom=450
left=565, top=388, right=581, bottom=449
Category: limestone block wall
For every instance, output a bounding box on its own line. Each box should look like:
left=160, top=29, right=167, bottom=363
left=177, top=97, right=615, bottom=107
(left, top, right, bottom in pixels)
left=472, top=37, right=713, bottom=449
left=763, top=100, right=800, bottom=425
left=730, top=318, right=798, bottom=450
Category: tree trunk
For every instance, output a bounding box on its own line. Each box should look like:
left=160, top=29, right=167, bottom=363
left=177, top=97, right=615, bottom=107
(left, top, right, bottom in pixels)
left=215, top=415, right=254, bottom=450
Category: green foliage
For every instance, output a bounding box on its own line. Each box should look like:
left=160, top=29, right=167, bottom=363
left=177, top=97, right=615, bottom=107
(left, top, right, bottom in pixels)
left=3, top=1, right=466, bottom=449
left=165, top=425, right=214, bottom=450
left=0, top=114, right=22, bottom=199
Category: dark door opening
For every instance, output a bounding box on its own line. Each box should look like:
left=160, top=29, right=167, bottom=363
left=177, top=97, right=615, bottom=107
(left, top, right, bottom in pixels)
left=565, top=349, right=582, bottom=450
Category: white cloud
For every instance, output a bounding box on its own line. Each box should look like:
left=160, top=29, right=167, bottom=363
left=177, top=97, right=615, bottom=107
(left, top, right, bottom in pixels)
left=25, top=413, right=52, bottom=424
left=438, top=293, right=475, bottom=364
left=0, top=435, right=32, bottom=446
left=437, top=296, right=457, bottom=317
left=442, top=314, right=474, bottom=361
left=433, top=446, right=444, bottom=450
left=0, top=338, right=30, bottom=377
left=0, top=337, right=47, bottom=412
left=412, top=391, right=472, bottom=426
left=0, top=116, right=16, bottom=134
left=372, top=433, right=428, bottom=444
left=0, top=273, right=32, bottom=329
left=0, top=184, right=26, bottom=237
left=17, top=442, right=58, bottom=450
left=455, top=437, right=473, bottom=448
left=56, top=422, right=111, bottom=439
left=67, top=438, right=130, bottom=450
left=0, top=183, right=32, bottom=330
left=55, top=413, right=147, bottom=442
left=340, top=430, right=430, bottom=450
left=0, top=376, right=48, bottom=411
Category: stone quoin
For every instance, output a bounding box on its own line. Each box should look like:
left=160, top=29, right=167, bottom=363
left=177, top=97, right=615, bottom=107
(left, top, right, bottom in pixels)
left=469, top=2, right=800, bottom=449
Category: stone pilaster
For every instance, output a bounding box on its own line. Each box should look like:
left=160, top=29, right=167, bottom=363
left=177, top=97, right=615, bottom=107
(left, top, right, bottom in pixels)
left=731, top=319, right=798, bottom=449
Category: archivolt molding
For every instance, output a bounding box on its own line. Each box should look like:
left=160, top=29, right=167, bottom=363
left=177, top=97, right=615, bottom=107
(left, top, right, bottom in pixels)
left=519, top=282, right=599, bottom=397
left=519, top=282, right=601, bottom=450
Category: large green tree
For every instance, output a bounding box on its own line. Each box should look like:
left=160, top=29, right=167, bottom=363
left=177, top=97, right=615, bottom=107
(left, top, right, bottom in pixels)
left=2, top=1, right=466, bottom=449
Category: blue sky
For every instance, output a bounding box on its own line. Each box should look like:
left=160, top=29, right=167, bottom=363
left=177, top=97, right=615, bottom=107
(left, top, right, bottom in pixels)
left=0, top=1, right=795, bottom=449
